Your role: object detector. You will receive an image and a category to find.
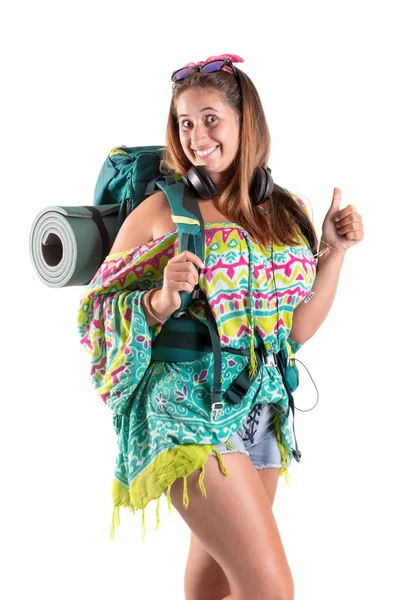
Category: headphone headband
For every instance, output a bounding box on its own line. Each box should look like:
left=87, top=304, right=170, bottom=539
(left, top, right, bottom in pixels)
left=183, top=166, right=274, bottom=204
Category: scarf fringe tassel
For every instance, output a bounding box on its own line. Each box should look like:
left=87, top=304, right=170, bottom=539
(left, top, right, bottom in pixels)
left=109, top=449, right=231, bottom=542
left=109, top=437, right=290, bottom=542
left=248, top=330, right=258, bottom=380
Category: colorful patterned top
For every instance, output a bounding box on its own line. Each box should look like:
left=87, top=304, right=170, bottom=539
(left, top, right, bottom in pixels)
left=77, top=195, right=317, bottom=540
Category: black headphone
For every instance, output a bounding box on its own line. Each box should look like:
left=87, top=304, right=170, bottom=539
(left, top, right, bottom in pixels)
left=181, top=165, right=274, bottom=205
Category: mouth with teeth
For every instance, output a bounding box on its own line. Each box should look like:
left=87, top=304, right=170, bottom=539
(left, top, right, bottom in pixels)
left=193, top=145, right=219, bottom=159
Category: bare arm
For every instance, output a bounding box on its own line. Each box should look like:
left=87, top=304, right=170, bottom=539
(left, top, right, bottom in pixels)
left=107, top=191, right=175, bottom=326
left=289, top=247, right=346, bottom=345
left=108, top=193, right=159, bottom=256
left=108, top=192, right=202, bottom=327
left=288, top=186, right=364, bottom=346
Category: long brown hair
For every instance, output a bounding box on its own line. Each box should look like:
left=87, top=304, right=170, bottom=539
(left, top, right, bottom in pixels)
left=162, top=68, right=318, bottom=252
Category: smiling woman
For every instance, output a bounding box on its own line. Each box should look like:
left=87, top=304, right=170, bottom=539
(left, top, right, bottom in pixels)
left=163, top=57, right=319, bottom=251
left=77, top=52, right=363, bottom=600
left=176, top=91, right=240, bottom=185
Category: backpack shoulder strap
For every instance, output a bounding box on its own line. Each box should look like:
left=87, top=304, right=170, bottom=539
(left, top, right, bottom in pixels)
left=156, top=179, right=224, bottom=416
left=155, top=179, right=205, bottom=312
left=156, top=179, right=205, bottom=264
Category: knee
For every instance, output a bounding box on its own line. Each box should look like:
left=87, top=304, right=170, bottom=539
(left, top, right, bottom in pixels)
left=183, top=561, right=231, bottom=600
left=236, top=574, right=294, bottom=600
left=267, top=576, right=295, bottom=600
left=273, top=585, right=295, bottom=600
left=184, top=577, right=230, bottom=600
left=266, top=579, right=295, bottom=600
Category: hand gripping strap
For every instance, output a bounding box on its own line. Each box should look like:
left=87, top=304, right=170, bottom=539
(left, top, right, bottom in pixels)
left=156, top=180, right=205, bottom=312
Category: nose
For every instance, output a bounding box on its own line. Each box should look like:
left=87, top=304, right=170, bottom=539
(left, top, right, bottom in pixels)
left=191, top=122, right=210, bottom=148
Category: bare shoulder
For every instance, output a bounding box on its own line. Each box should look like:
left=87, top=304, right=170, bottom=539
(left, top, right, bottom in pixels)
left=108, top=191, right=171, bottom=256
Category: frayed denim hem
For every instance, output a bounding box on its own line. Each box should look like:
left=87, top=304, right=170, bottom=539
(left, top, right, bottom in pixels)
left=254, top=463, right=282, bottom=470
left=209, top=448, right=249, bottom=458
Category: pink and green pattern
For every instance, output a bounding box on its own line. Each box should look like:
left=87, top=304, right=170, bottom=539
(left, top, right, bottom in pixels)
left=77, top=198, right=316, bottom=540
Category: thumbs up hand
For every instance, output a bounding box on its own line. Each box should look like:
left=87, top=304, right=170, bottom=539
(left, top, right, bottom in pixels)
left=320, top=188, right=364, bottom=253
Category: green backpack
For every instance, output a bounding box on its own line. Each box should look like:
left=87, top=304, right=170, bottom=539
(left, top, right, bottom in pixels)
left=93, top=145, right=314, bottom=462
left=94, top=145, right=204, bottom=312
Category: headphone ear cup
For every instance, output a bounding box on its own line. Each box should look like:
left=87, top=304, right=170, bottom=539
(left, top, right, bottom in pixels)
left=250, top=167, right=274, bottom=205
left=185, top=166, right=218, bottom=200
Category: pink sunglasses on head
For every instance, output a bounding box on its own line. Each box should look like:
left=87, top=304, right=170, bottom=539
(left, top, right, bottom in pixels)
left=171, top=57, right=242, bottom=91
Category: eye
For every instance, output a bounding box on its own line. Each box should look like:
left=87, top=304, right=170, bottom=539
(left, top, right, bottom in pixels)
left=181, top=115, right=218, bottom=129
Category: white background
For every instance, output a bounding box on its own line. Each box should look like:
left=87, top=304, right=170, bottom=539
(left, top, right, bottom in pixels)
left=1, top=1, right=398, bottom=599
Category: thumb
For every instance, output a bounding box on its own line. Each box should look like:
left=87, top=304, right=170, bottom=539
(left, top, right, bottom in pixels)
left=330, top=187, right=342, bottom=213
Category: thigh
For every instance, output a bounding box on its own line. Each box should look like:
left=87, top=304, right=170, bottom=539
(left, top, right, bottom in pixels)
left=257, top=466, right=280, bottom=505
left=165, top=452, right=294, bottom=600
left=183, top=465, right=281, bottom=600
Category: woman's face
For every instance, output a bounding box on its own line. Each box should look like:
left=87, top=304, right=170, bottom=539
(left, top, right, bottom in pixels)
left=175, top=88, right=240, bottom=187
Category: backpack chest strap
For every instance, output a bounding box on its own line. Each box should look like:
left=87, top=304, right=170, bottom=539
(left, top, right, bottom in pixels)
left=151, top=309, right=301, bottom=463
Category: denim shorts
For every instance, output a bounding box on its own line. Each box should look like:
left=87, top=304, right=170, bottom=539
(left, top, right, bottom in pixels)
left=210, top=402, right=283, bottom=469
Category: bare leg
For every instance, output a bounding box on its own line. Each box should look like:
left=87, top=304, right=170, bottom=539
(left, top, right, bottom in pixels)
left=183, top=466, right=280, bottom=600
left=165, top=453, right=294, bottom=600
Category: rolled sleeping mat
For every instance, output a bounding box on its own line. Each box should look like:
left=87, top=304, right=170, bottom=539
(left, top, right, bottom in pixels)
left=29, top=204, right=120, bottom=288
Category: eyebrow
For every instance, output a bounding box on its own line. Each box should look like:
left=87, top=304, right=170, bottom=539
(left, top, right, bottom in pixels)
left=178, top=106, right=220, bottom=118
